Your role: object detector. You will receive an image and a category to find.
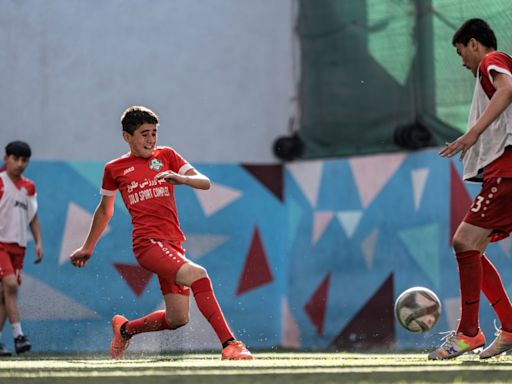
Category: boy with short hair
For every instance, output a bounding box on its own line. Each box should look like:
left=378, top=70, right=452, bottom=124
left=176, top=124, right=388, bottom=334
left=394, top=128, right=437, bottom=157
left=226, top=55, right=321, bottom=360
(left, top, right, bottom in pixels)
left=431, top=18, right=512, bottom=360
left=0, top=141, right=43, bottom=356
left=70, top=106, right=253, bottom=360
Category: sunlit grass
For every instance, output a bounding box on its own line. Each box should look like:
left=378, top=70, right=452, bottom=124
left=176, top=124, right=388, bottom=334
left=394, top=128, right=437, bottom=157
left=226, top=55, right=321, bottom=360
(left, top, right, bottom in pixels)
left=1, top=352, right=511, bottom=383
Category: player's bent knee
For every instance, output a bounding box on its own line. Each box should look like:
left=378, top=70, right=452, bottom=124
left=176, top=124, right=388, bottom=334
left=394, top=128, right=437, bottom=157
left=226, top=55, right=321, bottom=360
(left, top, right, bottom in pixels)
left=452, top=237, right=474, bottom=253
left=167, top=315, right=189, bottom=329
left=171, top=320, right=189, bottom=330
left=186, top=264, right=208, bottom=280
left=3, top=281, right=18, bottom=296
left=452, top=230, right=474, bottom=252
left=193, top=265, right=208, bottom=279
left=176, top=263, right=209, bottom=286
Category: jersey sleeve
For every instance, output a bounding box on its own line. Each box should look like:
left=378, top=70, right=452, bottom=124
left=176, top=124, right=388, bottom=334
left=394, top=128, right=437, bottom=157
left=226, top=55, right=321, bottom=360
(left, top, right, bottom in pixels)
left=165, top=147, right=193, bottom=175
left=101, top=164, right=118, bottom=196
left=27, top=194, right=38, bottom=222
left=480, top=52, right=512, bottom=84
left=25, top=180, right=37, bottom=222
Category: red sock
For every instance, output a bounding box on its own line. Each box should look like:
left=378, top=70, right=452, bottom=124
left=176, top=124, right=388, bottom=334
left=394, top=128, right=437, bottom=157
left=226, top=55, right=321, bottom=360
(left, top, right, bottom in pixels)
left=481, top=254, right=512, bottom=332
left=456, top=250, right=482, bottom=336
left=191, top=277, right=234, bottom=345
left=124, top=310, right=174, bottom=337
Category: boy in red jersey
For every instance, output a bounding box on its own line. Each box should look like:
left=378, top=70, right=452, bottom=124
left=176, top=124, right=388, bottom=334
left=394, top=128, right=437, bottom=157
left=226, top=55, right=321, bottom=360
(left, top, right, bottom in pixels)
left=0, top=141, right=43, bottom=356
left=70, top=106, right=253, bottom=360
left=430, top=19, right=512, bottom=360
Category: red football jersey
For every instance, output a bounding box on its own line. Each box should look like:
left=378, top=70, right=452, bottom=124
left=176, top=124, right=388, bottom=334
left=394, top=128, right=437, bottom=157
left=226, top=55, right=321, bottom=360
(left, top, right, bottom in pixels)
left=478, top=51, right=512, bottom=179
left=101, top=146, right=193, bottom=244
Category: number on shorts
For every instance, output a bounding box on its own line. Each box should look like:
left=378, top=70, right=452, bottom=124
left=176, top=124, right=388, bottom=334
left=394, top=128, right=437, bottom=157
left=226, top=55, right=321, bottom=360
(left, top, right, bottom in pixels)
left=471, top=196, right=484, bottom=213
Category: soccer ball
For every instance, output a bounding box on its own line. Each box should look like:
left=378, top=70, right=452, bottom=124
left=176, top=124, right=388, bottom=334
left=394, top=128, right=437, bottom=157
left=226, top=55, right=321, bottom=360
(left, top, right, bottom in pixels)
left=395, top=287, right=442, bottom=333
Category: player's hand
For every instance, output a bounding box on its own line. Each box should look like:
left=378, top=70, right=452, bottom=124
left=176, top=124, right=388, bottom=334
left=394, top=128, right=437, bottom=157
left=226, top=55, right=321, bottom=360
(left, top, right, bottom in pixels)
left=34, top=243, right=43, bottom=264
left=70, top=248, right=92, bottom=268
left=155, top=170, right=186, bottom=185
left=438, top=131, right=478, bottom=160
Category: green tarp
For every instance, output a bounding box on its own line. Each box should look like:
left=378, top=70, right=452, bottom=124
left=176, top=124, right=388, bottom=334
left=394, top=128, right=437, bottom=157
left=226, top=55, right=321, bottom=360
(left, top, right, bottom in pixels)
left=298, top=0, right=512, bottom=158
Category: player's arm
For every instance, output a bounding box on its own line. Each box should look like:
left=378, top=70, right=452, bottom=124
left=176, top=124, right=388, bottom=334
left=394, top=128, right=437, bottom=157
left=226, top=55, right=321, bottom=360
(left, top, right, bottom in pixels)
left=29, top=213, right=43, bottom=264
left=155, top=168, right=211, bottom=190
left=440, top=72, right=512, bottom=159
left=70, top=194, right=115, bottom=268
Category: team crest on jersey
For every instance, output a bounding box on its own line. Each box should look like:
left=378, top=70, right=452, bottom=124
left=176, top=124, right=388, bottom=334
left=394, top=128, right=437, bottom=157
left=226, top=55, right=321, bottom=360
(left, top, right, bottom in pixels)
left=149, top=158, right=163, bottom=171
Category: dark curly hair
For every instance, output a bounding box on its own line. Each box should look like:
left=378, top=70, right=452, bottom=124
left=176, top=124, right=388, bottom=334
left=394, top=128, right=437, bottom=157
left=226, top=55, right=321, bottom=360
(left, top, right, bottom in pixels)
left=120, top=106, right=159, bottom=134
left=452, top=18, right=497, bottom=49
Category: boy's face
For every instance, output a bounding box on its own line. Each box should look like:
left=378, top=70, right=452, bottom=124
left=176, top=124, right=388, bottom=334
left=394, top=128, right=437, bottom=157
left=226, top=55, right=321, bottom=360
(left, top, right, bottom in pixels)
left=123, top=123, right=158, bottom=158
left=4, top=154, right=30, bottom=180
left=455, top=40, right=481, bottom=77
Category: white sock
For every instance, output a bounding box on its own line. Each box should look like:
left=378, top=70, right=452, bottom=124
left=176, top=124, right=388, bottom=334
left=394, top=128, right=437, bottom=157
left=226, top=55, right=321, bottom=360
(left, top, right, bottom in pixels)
left=11, top=323, right=23, bottom=338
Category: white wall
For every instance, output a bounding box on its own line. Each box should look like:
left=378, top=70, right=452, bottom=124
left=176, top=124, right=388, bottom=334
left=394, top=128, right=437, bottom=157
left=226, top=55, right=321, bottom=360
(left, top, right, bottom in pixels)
left=0, top=0, right=297, bottom=163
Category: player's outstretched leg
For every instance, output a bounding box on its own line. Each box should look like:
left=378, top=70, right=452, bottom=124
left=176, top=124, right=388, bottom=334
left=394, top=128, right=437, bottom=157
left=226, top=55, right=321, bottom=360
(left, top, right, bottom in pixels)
left=221, top=340, right=253, bottom=360
left=428, top=330, right=485, bottom=360
left=480, top=328, right=512, bottom=359
left=190, top=277, right=253, bottom=360
left=110, top=315, right=130, bottom=359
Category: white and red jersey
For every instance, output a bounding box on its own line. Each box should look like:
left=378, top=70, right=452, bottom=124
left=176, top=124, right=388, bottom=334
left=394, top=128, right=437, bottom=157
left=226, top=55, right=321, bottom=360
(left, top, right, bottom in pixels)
left=101, top=146, right=193, bottom=244
left=463, top=51, right=512, bottom=181
left=0, top=171, right=37, bottom=247
left=478, top=52, right=512, bottom=179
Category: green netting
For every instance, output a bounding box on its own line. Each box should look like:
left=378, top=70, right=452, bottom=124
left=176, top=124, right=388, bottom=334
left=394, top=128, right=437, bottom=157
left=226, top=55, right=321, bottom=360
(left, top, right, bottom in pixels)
left=432, top=0, right=512, bottom=132
left=298, top=0, right=512, bottom=159
left=367, top=0, right=416, bottom=87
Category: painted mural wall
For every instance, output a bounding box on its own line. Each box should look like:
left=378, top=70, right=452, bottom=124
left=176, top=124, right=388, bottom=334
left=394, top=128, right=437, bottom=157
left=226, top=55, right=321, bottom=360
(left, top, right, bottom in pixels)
left=10, top=149, right=512, bottom=353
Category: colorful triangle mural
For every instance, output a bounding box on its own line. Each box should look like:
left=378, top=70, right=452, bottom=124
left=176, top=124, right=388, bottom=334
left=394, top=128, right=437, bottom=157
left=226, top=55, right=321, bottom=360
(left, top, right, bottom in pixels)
left=236, top=228, right=274, bottom=295
left=19, top=274, right=100, bottom=320
left=59, top=202, right=111, bottom=265
left=336, top=210, right=363, bottom=239
left=398, top=224, right=440, bottom=287
left=184, top=234, right=230, bottom=260
left=68, top=161, right=127, bottom=212
left=288, top=198, right=304, bottom=249
left=304, top=273, right=331, bottom=336
left=242, top=164, right=283, bottom=201
left=194, top=183, right=242, bottom=217
left=362, top=228, right=379, bottom=269
left=349, top=153, right=406, bottom=208
left=411, top=168, right=429, bottom=211
left=330, top=274, right=394, bottom=350
left=450, top=161, right=472, bottom=243
left=281, top=296, right=301, bottom=348
left=312, top=211, right=334, bottom=245
left=113, top=263, right=154, bottom=297
left=287, top=161, right=324, bottom=208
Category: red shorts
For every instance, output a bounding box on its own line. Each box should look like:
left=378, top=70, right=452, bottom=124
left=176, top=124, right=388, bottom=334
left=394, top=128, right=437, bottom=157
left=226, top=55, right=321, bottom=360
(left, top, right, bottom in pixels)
left=133, top=239, right=190, bottom=296
left=464, top=178, right=512, bottom=242
left=0, top=242, right=25, bottom=285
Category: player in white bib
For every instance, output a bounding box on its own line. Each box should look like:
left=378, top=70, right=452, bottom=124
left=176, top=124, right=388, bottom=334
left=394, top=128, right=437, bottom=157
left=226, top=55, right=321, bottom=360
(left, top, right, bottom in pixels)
left=0, top=141, right=43, bottom=356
